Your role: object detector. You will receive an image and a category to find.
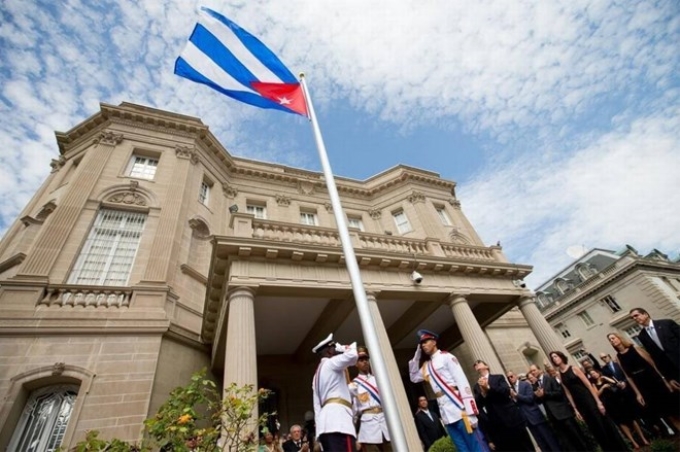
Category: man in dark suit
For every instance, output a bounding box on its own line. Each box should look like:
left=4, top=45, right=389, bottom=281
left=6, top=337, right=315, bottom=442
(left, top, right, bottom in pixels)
left=630, top=307, right=680, bottom=389
left=414, top=396, right=446, bottom=451
left=473, top=360, right=532, bottom=452
left=282, top=424, right=310, bottom=452
left=529, top=365, right=588, bottom=452
left=508, top=371, right=560, bottom=452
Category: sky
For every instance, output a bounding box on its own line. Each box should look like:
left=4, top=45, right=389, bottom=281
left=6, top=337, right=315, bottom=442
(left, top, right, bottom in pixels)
left=1, top=0, right=679, bottom=286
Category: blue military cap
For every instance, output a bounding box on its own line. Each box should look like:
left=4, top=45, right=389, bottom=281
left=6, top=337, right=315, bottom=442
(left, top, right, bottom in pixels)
left=417, top=329, right=439, bottom=343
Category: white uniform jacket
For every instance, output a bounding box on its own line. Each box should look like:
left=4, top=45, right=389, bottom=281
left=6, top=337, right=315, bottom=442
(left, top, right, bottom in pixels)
left=348, top=373, right=390, bottom=444
left=313, top=343, right=358, bottom=438
left=409, top=350, right=478, bottom=426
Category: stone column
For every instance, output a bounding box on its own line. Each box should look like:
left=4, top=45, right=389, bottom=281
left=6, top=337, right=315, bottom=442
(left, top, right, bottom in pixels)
left=448, top=293, right=505, bottom=373
left=224, top=287, right=258, bottom=390
left=143, top=145, right=198, bottom=283
left=366, top=292, right=423, bottom=452
left=517, top=296, right=569, bottom=358
left=17, top=132, right=123, bottom=277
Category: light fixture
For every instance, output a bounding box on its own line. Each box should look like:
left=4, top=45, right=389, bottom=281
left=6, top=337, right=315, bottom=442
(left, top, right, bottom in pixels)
left=410, top=271, right=424, bottom=284
left=513, top=280, right=527, bottom=289
left=229, top=204, right=239, bottom=213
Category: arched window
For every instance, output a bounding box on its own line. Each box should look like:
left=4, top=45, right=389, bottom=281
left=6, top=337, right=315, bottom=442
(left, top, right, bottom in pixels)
left=8, top=384, right=79, bottom=452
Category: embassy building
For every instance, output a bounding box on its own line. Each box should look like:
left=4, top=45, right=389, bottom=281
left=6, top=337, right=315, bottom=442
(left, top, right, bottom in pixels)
left=0, top=102, right=567, bottom=451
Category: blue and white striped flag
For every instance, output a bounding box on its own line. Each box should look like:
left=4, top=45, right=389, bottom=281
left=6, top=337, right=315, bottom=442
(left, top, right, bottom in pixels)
left=175, top=7, right=308, bottom=116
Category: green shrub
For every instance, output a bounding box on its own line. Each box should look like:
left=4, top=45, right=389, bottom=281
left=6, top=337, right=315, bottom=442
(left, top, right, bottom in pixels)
left=429, top=436, right=456, bottom=452
left=650, top=439, right=677, bottom=452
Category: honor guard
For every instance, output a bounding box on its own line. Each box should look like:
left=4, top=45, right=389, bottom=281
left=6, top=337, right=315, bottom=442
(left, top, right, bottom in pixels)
left=348, top=346, right=392, bottom=452
left=409, top=329, right=482, bottom=452
left=312, top=333, right=358, bottom=452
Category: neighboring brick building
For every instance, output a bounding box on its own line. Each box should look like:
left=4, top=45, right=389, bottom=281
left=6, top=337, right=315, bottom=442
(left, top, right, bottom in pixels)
left=0, top=102, right=563, bottom=451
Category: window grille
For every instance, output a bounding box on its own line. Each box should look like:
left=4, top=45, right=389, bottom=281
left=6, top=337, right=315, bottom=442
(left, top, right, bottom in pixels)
left=347, top=217, right=364, bottom=231
left=624, top=325, right=643, bottom=346
left=68, top=209, right=146, bottom=286
left=577, top=310, right=595, bottom=326
left=300, top=212, right=318, bottom=226
left=128, top=156, right=158, bottom=180
left=601, top=295, right=621, bottom=313
left=556, top=324, right=571, bottom=338
left=436, top=208, right=452, bottom=226
left=392, top=211, right=412, bottom=234
left=8, top=385, right=78, bottom=452
left=247, top=205, right=267, bottom=219
left=199, top=181, right=210, bottom=205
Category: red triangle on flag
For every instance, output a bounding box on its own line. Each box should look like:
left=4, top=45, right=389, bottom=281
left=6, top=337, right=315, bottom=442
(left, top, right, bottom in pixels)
left=251, top=82, right=308, bottom=117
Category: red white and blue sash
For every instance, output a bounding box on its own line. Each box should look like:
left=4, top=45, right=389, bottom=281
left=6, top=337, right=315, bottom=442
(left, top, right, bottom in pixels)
left=426, top=360, right=465, bottom=411
left=354, top=376, right=381, bottom=405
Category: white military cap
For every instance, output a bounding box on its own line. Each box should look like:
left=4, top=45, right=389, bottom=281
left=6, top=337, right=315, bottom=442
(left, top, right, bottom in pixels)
left=312, top=333, right=334, bottom=353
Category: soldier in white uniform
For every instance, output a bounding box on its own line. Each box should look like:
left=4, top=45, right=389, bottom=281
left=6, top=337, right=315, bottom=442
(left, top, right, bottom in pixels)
left=409, top=329, right=483, bottom=452
left=312, top=333, right=358, bottom=452
left=348, top=346, right=391, bottom=452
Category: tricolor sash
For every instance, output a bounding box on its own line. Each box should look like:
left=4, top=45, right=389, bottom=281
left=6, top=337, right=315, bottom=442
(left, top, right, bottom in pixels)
left=426, top=361, right=465, bottom=411
left=354, top=376, right=381, bottom=405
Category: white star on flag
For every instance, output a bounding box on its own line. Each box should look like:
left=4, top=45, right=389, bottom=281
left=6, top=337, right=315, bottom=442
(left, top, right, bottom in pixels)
left=277, top=97, right=292, bottom=105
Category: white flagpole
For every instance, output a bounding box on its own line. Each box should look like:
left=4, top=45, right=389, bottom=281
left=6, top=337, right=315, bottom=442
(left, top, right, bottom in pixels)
left=298, top=74, right=409, bottom=452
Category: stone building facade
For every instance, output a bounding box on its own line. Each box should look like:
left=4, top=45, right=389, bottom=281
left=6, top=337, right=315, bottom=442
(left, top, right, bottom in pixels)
left=0, top=102, right=565, bottom=451
left=535, top=247, right=680, bottom=362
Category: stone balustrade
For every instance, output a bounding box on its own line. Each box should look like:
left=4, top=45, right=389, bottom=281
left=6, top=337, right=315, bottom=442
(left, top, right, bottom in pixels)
left=440, top=243, right=497, bottom=261
left=39, top=285, right=132, bottom=308
left=358, top=233, right=428, bottom=254
left=252, top=220, right=341, bottom=246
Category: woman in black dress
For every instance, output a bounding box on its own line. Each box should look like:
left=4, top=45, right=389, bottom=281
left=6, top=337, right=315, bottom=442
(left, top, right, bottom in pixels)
left=607, top=332, right=680, bottom=433
left=590, top=368, right=649, bottom=449
left=549, top=351, right=629, bottom=452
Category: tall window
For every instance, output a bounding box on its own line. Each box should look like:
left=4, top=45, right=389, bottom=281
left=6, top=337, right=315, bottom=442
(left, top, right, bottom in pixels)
left=392, top=210, right=412, bottom=234
left=556, top=323, right=571, bottom=338
left=347, top=216, right=364, bottom=231
left=572, top=349, right=587, bottom=361
left=8, top=385, right=78, bottom=452
left=68, top=209, right=146, bottom=286
left=198, top=181, right=210, bottom=205
left=435, top=207, right=452, bottom=226
left=127, top=155, right=158, bottom=180
left=624, top=325, right=643, bottom=346
left=577, top=310, right=595, bottom=326
left=247, top=204, right=267, bottom=219
left=601, top=295, right=621, bottom=313
left=300, top=211, right=318, bottom=226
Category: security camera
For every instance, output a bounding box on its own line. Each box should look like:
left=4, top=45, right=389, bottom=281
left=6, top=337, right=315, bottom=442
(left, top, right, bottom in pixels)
left=513, top=280, right=527, bottom=289
left=410, top=271, right=424, bottom=284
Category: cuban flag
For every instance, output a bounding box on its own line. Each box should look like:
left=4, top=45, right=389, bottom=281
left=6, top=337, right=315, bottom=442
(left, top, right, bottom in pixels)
left=175, top=7, right=308, bottom=116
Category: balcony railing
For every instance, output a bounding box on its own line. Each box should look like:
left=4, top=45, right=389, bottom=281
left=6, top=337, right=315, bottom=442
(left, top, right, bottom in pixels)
left=38, top=285, right=132, bottom=308
left=250, top=219, right=497, bottom=261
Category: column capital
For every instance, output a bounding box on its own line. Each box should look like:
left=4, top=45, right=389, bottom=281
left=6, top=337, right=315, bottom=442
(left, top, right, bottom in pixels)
left=228, top=285, right=257, bottom=299
left=447, top=292, right=470, bottom=307
left=516, top=292, right=537, bottom=308
left=365, top=290, right=381, bottom=300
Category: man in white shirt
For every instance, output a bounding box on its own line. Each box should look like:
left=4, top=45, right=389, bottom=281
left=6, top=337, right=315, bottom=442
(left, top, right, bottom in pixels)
left=312, top=333, right=358, bottom=452
left=409, top=329, right=482, bottom=452
left=348, top=346, right=391, bottom=451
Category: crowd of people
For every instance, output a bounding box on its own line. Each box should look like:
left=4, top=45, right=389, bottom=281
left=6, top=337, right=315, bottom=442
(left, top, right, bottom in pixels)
left=261, top=306, right=678, bottom=452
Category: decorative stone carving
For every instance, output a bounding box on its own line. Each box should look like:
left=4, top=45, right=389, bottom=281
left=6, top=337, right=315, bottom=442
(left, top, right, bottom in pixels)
left=369, top=208, right=382, bottom=220
left=189, top=218, right=211, bottom=238
left=94, top=131, right=124, bottom=145
left=108, top=191, right=147, bottom=206
left=298, top=180, right=315, bottom=195
left=448, top=198, right=461, bottom=209
left=324, top=202, right=333, bottom=212
left=36, top=200, right=57, bottom=221
left=407, top=191, right=426, bottom=204
left=448, top=228, right=470, bottom=244
left=275, top=194, right=290, bottom=206
left=50, top=156, right=66, bottom=172
left=52, top=362, right=66, bottom=376
left=129, top=180, right=139, bottom=191
left=175, top=145, right=199, bottom=164
left=222, top=183, right=238, bottom=199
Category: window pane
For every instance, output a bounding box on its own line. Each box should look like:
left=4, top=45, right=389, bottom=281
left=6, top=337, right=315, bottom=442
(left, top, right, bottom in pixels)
left=247, top=205, right=267, bottom=219
left=347, top=217, right=364, bottom=231
left=68, top=209, right=147, bottom=286
left=393, top=211, right=411, bottom=234
left=199, top=182, right=210, bottom=205
left=129, top=156, right=158, bottom=180
left=436, top=208, right=452, bottom=226
left=300, top=213, right=317, bottom=226
left=10, top=386, right=78, bottom=452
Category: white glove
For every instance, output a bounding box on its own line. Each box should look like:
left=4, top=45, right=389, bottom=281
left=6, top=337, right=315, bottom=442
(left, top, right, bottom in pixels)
left=413, top=343, right=422, bottom=361
left=335, top=342, right=347, bottom=353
